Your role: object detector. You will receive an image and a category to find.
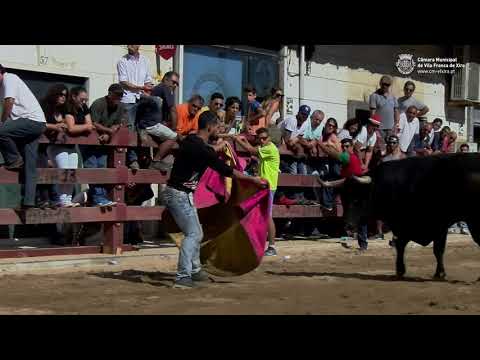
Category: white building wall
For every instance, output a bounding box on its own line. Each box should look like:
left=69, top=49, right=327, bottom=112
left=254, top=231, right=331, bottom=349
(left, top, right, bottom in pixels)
left=282, top=45, right=461, bottom=136
left=0, top=45, right=174, bottom=102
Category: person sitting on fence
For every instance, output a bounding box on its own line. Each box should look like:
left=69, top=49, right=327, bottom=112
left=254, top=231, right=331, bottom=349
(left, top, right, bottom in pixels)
left=200, top=92, right=225, bottom=123
left=38, top=83, right=70, bottom=208
left=298, top=110, right=325, bottom=159
left=135, top=90, right=181, bottom=172
left=337, top=117, right=361, bottom=153
left=221, top=96, right=241, bottom=134
left=414, top=121, right=433, bottom=156
left=163, top=110, right=265, bottom=289
left=233, top=127, right=280, bottom=257
left=150, top=71, right=179, bottom=130
left=175, top=94, right=204, bottom=137
left=262, top=87, right=283, bottom=127
left=81, top=83, right=128, bottom=207
left=242, top=86, right=266, bottom=144
left=0, top=64, right=47, bottom=209
left=441, top=127, right=457, bottom=153
left=355, top=115, right=380, bottom=173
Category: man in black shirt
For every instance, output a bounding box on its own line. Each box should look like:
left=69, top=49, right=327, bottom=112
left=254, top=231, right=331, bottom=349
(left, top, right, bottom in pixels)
left=151, top=71, right=178, bottom=129
left=136, top=72, right=181, bottom=171
left=163, top=110, right=265, bottom=289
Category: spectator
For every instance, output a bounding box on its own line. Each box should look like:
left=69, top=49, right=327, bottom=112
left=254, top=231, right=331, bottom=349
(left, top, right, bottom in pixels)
left=83, top=83, right=128, bottom=206
left=279, top=104, right=311, bottom=175
left=243, top=86, right=266, bottom=141
left=39, top=83, right=70, bottom=208
left=234, top=127, right=280, bottom=256
left=316, top=117, right=341, bottom=211
left=441, top=129, right=457, bottom=153
left=430, top=118, right=443, bottom=151
left=298, top=110, right=325, bottom=158
left=459, top=143, right=470, bottom=153
left=338, top=118, right=361, bottom=142
left=175, top=95, right=204, bottom=137
left=398, top=81, right=430, bottom=117
left=354, top=115, right=380, bottom=172
left=0, top=64, right=47, bottom=209
left=414, top=122, right=434, bottom=156
left=135, top=92, right=180, bottom=172
left=51, top=86, right=93, bottom=207
left=397, top=105, right=419, bottom=156
left=200, top=92, right=225, bottom=123
left=369, top=75, right=399, bottom=139
left=262, top=87, right=284, bottom=126
left=150, top=71, right=179, bottom=130
left=222, top=96, right=241, bottom=134
left=117, top=45, right=154, bottom=170
left=317, top=138, right=368, bottom=251
left=375, top=134, right=405, bottom=242
left=162, top=110, right=264, bottom=289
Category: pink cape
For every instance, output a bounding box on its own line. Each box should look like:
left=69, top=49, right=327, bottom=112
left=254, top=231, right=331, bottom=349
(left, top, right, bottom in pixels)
left=164, top=143, right=270, bottom=276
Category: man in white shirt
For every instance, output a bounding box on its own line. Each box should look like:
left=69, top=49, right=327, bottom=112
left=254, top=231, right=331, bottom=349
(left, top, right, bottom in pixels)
left=397, top=105, right=419, bottom=156
left=117, top=45, right=154, bottom=169
left=354, top=114, right=380, bottom=172
left=279, top=104, right=311, bottom=175
left=0, top=64, right=47, bottom=208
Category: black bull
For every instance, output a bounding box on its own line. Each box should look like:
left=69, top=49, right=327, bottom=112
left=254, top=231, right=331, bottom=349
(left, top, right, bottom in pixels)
left=343, top=153, right=480, bottom=279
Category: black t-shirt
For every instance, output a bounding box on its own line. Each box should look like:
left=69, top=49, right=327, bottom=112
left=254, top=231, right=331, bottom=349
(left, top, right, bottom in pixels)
left=66, top=104, right=90, bottom=124
left=151, top=83, right=175, bottom=124
left=135, top=96, right=162, bottom=129
left=167, top=134, right=234, bottom=193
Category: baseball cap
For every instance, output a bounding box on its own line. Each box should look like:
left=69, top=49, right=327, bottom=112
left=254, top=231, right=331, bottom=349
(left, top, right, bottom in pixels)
left=299, top=105, right=311, bottom=116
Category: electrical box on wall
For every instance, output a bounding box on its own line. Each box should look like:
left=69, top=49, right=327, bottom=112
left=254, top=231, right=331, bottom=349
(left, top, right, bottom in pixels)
left=286, top=97, right=294, bottom=115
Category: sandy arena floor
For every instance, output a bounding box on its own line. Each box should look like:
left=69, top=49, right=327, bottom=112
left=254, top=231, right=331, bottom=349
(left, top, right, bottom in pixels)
left=0, top=234, right=479, bottom=315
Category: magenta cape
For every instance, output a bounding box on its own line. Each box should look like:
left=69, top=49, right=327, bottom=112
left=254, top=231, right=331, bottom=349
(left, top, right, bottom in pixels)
left=163, top=144, right=270, bottom=276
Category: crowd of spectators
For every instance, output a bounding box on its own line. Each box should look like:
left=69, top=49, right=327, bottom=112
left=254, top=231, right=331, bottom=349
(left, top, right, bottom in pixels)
left=0, top=46, right=474, bottom=252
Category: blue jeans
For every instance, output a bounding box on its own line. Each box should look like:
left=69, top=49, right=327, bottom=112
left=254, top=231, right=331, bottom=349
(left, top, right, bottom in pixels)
left=162, top=186, right=204, bottom=280
left=287, top=160, right=307, bottom=175
left=80, top=146, right=109, bottom=204
left=0, top=118, right=46, bottom=206
left=123, top=103, right=138, bottom=164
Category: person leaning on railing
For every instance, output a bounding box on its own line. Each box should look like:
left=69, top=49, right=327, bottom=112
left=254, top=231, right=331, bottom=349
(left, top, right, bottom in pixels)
left=0, top=64, right=47, bottom=209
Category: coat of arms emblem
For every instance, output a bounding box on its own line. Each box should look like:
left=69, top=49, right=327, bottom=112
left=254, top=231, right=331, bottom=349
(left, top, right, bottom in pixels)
left=396, top=54, right=416, bottom=75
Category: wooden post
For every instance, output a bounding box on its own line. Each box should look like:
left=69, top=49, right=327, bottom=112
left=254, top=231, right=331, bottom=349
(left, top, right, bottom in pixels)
left=103, top=146, right=127, bottom=255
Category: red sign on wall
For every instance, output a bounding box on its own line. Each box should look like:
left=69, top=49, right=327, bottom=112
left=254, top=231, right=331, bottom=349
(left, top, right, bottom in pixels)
left=155, top=45, right=177, bottom=60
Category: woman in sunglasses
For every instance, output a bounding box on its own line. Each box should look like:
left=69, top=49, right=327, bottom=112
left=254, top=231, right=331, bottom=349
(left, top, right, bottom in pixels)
left=262, top=87, right=284, bottom=126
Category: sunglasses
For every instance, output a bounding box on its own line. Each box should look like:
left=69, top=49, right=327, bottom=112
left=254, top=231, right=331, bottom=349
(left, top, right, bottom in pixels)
left=327, top=123, right=337, bottom=128
left=341, top=144, right=351, bottom=148
left=405, top=88, right=414, bottom=92
left=381, top=83, right=391, bottom=87
left=275, top=94, right=284, bottom=98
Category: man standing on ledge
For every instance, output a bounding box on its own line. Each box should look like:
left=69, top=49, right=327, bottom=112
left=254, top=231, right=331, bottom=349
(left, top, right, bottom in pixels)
left=162, top=111, right=266, bottom=289
left=117, top=45, right=153, bottom=170
left=0, top=64, right=47, bottom=209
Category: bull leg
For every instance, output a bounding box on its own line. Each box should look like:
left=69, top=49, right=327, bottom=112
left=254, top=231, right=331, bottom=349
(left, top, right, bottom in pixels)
left=433, top=234, right=447, bottom=280
left=395, top=238, right=407, bottom=278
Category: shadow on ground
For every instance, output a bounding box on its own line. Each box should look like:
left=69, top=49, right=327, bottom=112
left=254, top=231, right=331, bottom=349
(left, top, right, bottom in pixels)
left=90, top=270, right=175, bottom=288
left=265, top=271, right=475, bottom=285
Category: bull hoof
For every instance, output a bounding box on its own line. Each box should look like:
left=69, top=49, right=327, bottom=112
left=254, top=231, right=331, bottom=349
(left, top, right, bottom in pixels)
left=433, top=272, right=446, bottom=280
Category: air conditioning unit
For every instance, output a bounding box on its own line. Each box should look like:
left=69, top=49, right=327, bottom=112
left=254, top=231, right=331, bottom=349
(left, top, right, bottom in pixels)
left=451, top=62, right=480, bottom=102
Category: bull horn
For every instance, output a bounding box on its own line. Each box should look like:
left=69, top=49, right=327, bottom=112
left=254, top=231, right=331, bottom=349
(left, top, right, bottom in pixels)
left=352, top=175, right=372, bottom=184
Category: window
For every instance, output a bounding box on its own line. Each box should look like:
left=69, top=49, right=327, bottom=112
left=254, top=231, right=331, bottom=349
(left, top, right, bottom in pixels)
left=183, top=46, right=279, bottom=113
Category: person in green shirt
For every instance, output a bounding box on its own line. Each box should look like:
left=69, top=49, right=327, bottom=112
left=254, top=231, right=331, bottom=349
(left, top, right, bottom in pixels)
left=234, top=127, right=280, bottom=256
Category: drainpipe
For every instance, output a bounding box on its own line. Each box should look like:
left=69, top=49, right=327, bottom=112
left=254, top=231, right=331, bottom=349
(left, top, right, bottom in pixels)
left=173, top=45, right=184, bottom=104
left=299, top=45, right=305, bottom=106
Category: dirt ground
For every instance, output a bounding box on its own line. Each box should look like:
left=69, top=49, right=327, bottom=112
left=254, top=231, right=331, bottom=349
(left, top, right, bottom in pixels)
left=0, top=234, right=480, bottom=315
